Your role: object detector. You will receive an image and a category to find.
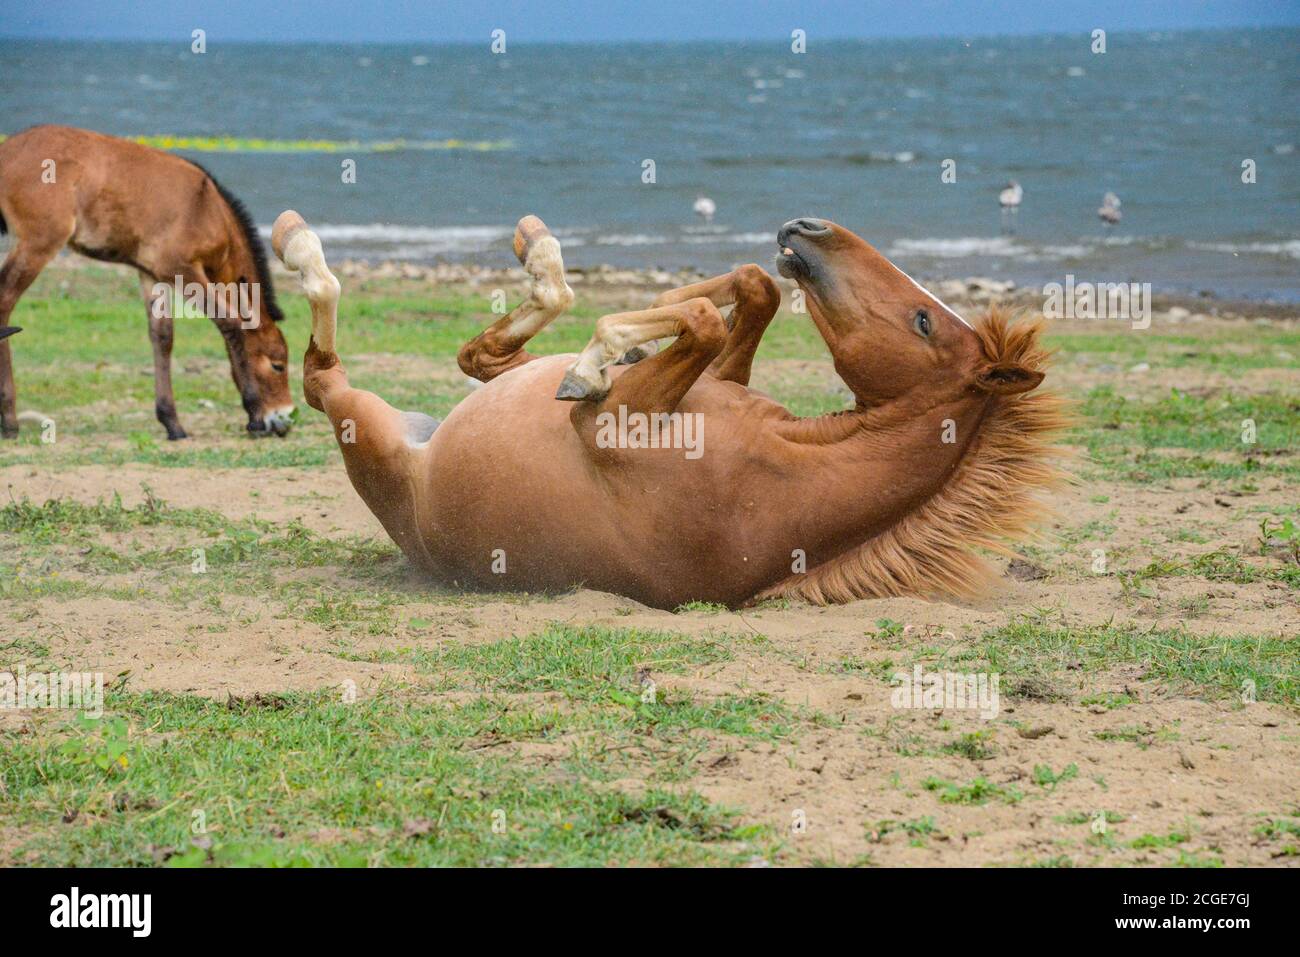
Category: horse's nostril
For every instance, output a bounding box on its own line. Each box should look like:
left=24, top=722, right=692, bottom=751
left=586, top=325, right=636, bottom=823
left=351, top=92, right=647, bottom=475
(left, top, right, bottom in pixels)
left=779, top=218, right=832, bottom=245
left=793, top=218, right=831, bottom=234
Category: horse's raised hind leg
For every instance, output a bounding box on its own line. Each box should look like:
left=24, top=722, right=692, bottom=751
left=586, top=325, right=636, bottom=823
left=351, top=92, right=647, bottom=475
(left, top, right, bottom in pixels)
left=139, top=272, right=187, bottom=440
left=457, top=215, right=574, bottom=383
left=0, top=238, right=63, bottom=438
left=650, top=263, right=780, bottom=387
left=556, top=297, right=727, bottom=415
left=271, top=211, right=434, bottom=564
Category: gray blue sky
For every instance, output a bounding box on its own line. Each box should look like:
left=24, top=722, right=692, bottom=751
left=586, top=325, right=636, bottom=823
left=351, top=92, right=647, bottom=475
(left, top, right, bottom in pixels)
left=0, top=0, right=1296, bottom=43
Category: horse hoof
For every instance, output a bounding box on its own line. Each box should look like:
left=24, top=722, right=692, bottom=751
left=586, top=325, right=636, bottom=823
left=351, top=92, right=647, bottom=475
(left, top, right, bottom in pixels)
left=513, top=215, right=552, bottom=265
left=554, top=370, right=603, bottom=402
left=166, top=429, right=189, bottom=441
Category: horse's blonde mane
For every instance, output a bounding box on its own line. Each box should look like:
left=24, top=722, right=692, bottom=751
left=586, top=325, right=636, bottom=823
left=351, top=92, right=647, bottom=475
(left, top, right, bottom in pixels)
left=757, top=308, right=1071, bottom=605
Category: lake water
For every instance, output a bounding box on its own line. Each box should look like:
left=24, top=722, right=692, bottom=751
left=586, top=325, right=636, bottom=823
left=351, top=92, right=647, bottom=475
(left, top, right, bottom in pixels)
left=1, top=30, right=1297, bottom=298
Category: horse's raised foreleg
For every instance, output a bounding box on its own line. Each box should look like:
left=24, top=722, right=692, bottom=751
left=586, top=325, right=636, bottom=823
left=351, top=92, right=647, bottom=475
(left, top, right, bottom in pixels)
left=557, top=297, right=727, bottom=414
left=650, top=263, right=780, bottom=387
left=457, top=215, right=574, bottom=383
left=139, top=272, right=187, bottom=440
left=0, top=238, right=62, bottom=438
left=271, top=211, right=434, bottom=563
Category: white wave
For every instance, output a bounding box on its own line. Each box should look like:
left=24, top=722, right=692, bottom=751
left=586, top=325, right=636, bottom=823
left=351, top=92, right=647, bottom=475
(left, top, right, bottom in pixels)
left=888, top=237, right=1022, bottom=258
left=594, top=234, right=671, bottom=246
left=681, top=232, right=772, bottom=245
left=257, top=223, right=514, bottom=255
left=1188, top=240, right=1300, bottom=259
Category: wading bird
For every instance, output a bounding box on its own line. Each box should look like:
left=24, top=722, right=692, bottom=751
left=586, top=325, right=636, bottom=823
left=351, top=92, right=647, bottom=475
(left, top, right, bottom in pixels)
left=1097, top=192, right=1122, bottom=226
left=999, top=180, right=1023, bottom=233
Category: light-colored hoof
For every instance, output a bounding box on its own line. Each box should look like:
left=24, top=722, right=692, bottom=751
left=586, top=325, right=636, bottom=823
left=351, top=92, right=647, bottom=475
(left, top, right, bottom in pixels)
left=554, top=370, right=606, bottom=402
left=271, top=210, right=309, bottom=263
left=513, top=215, right=553, bottom=265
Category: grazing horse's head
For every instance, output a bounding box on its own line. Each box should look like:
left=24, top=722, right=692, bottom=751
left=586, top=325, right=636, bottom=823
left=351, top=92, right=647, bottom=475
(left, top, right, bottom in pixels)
left=209, top=279, right=293, bottom=437
left=776, top=218, right=1044, bottom=406
left=237, top=310, right=294, bottom=437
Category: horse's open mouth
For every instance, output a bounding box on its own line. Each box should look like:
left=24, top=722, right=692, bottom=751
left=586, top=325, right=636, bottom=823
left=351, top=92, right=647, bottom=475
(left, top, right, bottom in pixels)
left=775, top=243, right=810, bottom=280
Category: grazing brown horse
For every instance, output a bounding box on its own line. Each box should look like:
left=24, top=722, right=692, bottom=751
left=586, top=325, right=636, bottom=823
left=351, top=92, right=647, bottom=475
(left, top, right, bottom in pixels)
left=273, top=210, right=1066, bottom=610
left=0, top=125, right=293, bottom=439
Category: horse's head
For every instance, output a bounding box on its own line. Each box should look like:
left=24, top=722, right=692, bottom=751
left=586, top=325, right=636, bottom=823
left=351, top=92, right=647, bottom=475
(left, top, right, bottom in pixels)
left=221, top=281, right=294, bottom=437
left=776, top=218, right=1044, bottom=406
left=241, top=314, right=294, bottom=436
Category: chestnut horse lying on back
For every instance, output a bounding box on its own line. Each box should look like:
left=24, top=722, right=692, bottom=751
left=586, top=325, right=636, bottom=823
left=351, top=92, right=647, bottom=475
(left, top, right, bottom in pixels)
left=0, top=125, right=293, bottom=439
left=273, top=210, right=1065, bottom=609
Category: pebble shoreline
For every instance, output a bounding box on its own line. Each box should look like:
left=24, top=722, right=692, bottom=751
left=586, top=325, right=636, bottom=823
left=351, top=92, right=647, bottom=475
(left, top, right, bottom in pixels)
left=42, top=253, right=1298, bottom=326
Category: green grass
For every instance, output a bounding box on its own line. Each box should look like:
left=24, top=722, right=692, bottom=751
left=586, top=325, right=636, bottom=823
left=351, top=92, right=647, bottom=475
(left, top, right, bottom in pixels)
left=4, top=269, right=1297, bottom=867
left=946, top=620, right=1299, bottom=706
left=0, top=620, right=804, bottom=865
left=1, top=687, right=777, bottom=866
left=6, top=269, right=1298, bottom=480
left=922, top=776, right=1023, bottom=806
left=1078, top=386, right=1300, bottom=483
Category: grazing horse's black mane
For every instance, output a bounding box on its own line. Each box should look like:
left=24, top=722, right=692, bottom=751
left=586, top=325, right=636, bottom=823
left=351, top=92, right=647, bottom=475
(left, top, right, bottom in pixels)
left=184, top=160, right=283, bottom=322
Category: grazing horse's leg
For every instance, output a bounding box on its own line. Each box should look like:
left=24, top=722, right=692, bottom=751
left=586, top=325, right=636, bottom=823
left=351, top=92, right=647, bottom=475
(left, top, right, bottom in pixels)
left=138, top=273, right=187, bottom=440
left=650, top=264, right=781, bottom=387
left=556, top=297, right=727, bottom=412
left=457, top=215, right=574, bottom=383
left=0, top=237, right=65, bottom=437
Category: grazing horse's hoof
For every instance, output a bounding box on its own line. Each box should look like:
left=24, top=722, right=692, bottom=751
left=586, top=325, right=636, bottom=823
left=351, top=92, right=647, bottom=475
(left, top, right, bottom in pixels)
left=555, top=370, right=606, bottom=402
left=166, top=429, right=189, bottom=441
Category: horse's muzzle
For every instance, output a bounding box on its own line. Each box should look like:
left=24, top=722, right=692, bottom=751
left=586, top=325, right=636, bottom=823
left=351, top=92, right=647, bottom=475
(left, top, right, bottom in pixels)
left=248, top=406, right=294, bottom=437
left=777, top=219, right=831, bottom=280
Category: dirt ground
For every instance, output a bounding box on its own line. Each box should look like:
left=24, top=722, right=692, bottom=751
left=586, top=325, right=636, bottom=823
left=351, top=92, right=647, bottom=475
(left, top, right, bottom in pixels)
left=3, top=448, right=1297, bottom=865
left=2, top=266, right=1297, bottom=866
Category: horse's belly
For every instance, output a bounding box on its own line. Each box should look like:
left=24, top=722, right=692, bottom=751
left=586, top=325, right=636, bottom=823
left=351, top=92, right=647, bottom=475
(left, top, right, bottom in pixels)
left=415, top=357, right=769, bottom=606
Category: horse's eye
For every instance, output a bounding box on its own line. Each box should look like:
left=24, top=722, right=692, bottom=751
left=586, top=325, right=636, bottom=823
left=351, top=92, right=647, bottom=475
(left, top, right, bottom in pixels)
left=913, top=310, right=932, bottom=337
left=271, top=362, right=286, bottom=373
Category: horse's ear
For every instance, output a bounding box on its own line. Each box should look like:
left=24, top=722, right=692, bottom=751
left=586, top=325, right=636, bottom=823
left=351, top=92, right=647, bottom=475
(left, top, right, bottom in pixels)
left=974, top=362, right=1044, bottom=395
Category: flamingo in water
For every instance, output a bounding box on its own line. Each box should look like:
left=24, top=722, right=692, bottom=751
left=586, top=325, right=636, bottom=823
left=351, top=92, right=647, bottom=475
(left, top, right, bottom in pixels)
left=693, top=195, right=716, bottom=223
left=999, top=180, right=1023, bottom=233
left=1098, top=192, right=1121, bottom=226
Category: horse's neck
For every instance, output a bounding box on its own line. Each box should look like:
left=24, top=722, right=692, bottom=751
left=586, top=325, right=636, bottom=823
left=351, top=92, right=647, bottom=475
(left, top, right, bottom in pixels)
left=209, top=231, right=252, bottom=285
left=776, top=391, right=991, bottom=559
